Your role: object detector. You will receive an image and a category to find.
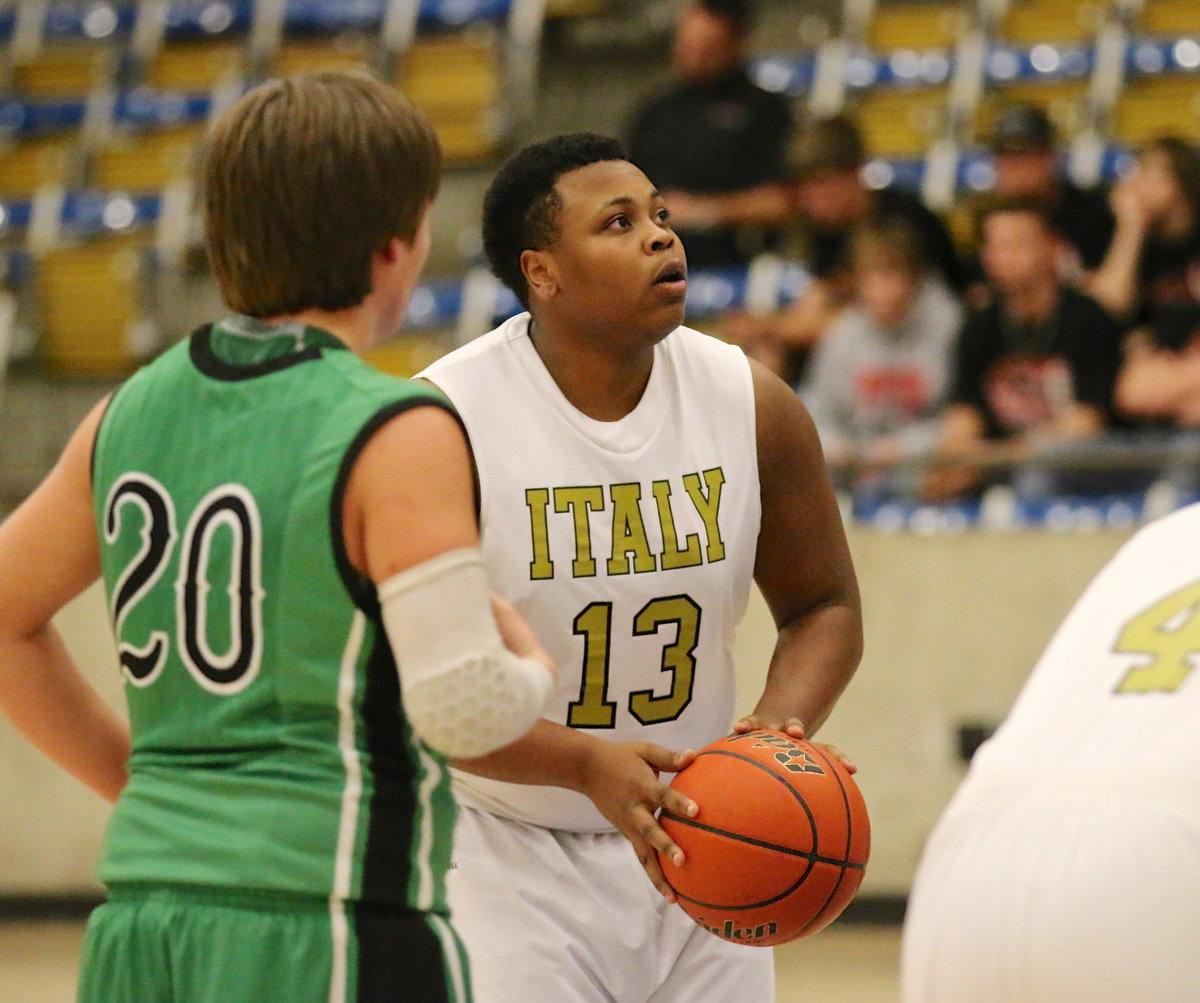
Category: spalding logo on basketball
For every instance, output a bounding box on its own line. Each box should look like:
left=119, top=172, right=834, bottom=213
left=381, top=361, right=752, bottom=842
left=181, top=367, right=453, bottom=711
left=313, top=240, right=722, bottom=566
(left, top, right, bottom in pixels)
left=658, top=730, right=870, bottom=947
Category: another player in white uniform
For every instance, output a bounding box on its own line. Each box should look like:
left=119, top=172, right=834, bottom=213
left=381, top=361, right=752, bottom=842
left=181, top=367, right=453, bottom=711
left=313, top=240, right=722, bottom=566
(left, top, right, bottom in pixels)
left=902, top=502, right=1200, bottom=1002
left=418, top=133, right=862, bottom=1002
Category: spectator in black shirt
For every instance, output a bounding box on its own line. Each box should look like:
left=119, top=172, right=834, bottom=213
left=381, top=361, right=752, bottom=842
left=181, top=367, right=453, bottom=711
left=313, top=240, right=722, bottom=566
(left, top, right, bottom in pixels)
left=953, top=103, right=1115, bottom=288
left=626, top=0, right=793, bottom=270
left=722, top=113, right=962, bottom=382
left=924, top=198, right=1123, bottom=501
left=1117, top=303, right=1200, bottom=426
left=1089, top=136, right=1200, bottom=326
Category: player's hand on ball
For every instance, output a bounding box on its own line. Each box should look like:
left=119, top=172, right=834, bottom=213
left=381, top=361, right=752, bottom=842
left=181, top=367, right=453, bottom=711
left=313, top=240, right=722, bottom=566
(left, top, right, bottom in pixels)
left=734, top=715, right=857, bottom=774
left=734, top=714, right=806, bottom=739
left=578, top=740, right=698, bottom=903
left=489, top=593, right=556, bottom=679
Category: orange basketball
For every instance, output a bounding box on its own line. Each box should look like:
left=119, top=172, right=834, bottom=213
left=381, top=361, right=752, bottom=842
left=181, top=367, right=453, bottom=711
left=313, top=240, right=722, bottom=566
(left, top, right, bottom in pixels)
left=657, top=730, right=870, bottom=947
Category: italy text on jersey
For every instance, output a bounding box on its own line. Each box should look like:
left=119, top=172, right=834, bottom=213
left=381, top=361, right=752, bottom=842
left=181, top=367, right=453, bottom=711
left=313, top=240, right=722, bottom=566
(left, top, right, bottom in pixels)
left=524, top=468, right=726, bottom=580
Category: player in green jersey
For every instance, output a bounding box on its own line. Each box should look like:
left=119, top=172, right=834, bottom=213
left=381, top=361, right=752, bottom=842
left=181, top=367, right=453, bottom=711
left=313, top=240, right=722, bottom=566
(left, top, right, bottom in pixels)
left=0, top=70, right=554, bottom=1003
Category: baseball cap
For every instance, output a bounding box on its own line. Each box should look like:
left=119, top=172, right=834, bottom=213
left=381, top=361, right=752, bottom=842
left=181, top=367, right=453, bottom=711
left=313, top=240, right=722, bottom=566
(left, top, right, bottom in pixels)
left=989, top=104, right=1055, bottom=154
left=786, top=115, right=865, bottom=180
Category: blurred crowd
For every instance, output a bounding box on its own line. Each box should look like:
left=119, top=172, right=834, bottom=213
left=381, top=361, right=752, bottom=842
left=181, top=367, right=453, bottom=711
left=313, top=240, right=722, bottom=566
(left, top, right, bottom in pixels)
left=626, top=0, right=1200, bottom=505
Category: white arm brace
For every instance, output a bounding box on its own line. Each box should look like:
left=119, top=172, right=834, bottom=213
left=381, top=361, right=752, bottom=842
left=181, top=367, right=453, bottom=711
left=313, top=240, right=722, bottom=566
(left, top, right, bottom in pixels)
left=379, top=547, right=552, bottom=759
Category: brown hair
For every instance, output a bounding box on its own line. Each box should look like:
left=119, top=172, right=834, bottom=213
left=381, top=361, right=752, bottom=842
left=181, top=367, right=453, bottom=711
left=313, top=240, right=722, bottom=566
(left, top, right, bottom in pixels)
left=974, top=194, right=1061, bottom=244
left=850, top=216, right=927, bottom=277
left=1140, top=136, right=1200, bottom=216
left=202, top=69, right=441, bottom=317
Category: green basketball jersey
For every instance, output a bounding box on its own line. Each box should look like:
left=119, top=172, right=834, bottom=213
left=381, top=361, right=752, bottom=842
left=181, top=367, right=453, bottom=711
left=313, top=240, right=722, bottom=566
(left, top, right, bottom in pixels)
left=92, top=316, right=458, bottom=912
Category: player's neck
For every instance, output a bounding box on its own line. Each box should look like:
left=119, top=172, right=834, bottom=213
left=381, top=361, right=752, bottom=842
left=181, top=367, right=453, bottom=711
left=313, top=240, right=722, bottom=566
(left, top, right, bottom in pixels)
left=263, top=304, right=377, bottom=356
left=528, top=317, right=654, bottom=422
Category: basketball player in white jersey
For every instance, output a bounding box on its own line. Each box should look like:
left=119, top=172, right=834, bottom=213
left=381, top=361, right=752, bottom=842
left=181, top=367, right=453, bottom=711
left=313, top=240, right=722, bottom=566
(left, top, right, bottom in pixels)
left=418, top=133, right=863, bottom=1001
left=902, top=503, right=1200, bottom=1002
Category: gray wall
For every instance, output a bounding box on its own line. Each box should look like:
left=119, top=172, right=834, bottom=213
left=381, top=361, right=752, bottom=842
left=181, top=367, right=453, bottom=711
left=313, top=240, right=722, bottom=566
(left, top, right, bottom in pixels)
left=0, top=526, right=1128, bottom=897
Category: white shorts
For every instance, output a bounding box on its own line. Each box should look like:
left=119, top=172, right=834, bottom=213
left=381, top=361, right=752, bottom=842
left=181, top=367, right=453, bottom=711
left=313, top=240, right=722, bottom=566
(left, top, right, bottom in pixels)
left=901, top=772, right=1200, bottom=1003
left=447, top=805, right=775, bottom=1003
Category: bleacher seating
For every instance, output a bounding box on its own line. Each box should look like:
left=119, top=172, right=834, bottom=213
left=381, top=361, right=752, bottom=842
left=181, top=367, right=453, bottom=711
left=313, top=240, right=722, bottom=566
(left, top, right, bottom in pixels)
left=998, top=0, right=1108, bottom=46
left=36, top=230, right=151, bottom=377
left=0, top=0, right=528, bottom=378
left=0, top=0, right=1195, bottom=384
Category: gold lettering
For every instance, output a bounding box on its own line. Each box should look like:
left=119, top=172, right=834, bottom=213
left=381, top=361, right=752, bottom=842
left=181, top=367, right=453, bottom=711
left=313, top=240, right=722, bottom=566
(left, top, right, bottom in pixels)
left=683, top=468, right=726, bottom=563
left=651, top=479, right=702, bottom=570
left=553, top=486, right=604, bottom=578
left=607, top=483, right=656, bottom=576
left=525, top=488, right=554, bottom=581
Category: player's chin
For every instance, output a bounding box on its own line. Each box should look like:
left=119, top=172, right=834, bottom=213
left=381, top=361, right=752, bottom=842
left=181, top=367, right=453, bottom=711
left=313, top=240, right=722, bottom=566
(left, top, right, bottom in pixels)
left=645, top=292, right=687, bottom=332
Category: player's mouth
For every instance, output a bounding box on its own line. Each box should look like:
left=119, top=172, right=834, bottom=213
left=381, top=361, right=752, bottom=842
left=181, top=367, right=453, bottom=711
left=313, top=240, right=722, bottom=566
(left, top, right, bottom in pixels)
left=652, top=260, right=688, bottom=296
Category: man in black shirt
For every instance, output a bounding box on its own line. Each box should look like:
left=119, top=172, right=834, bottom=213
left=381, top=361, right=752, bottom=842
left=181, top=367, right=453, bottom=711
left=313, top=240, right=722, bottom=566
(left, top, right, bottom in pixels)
left=626, top=0, right=793, bottom=270
left=925, top=198, right=1123, bottom=500
left=722, top=114, right=963, bottom=382
left=954, top=103, right=1116, bottom=286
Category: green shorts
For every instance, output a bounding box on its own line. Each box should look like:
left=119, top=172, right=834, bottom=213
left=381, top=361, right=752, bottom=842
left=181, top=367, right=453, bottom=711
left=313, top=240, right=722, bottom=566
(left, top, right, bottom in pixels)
left=77, top=886, right=471, bottom=1003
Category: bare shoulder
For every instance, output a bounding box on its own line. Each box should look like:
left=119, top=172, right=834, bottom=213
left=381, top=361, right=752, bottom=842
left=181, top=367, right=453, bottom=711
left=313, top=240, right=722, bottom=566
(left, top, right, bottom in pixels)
left=344, top=402, right=477, bottom=583
left=746, top=357, right=822, bottom=471
left=60, top=395, right=112, bottom=486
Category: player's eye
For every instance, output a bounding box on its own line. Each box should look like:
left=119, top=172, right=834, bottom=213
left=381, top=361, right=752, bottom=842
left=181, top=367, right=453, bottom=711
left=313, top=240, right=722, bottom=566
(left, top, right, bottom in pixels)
left=605, top=214, right=632, bottom=231
left=656, top=207, right=672, bottom=226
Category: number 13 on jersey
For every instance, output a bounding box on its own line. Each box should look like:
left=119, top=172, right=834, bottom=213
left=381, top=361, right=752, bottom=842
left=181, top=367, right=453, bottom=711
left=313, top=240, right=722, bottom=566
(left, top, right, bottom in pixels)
left=568, top=595, right=701, bottom=728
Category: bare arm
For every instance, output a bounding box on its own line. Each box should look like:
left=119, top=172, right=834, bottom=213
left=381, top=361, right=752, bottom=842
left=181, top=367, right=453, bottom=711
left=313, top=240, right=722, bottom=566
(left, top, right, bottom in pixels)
left=343, top=404, right=555, bottom=758
left=921, top=403, right=992, bottom=502
left=1116, top=329, right=1200, bottom=420
left=735, top=361, right=863, bottom=741
left=1085, top=183, right=1148, bottom=323
left=661, top=184, right=791, bottom=229
left=451, top=702, right=697, bottom=902
left=1040, top=402, right=1105, bottom=441
left=0, top=398, right=130, bottom=803
left=343, top=404, right=481, bottom=581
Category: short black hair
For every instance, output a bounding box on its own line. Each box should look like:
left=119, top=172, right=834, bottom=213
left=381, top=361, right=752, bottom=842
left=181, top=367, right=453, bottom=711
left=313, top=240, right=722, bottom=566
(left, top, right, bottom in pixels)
left=482, top=132, right=627, bottom=309
left=976, top=194, right=1062, bottom=243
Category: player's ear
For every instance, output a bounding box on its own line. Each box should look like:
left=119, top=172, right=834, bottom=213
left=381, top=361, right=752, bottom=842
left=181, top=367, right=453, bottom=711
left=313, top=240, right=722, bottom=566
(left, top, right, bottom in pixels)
left=521, top=248, right=559, bottom=301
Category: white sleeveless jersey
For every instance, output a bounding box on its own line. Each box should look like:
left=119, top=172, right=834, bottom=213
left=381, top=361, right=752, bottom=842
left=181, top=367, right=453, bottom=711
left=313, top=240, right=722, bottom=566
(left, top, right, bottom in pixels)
left=970, top=501, right=1200, bottom=788
left=419, top=314, right=761, bottom=830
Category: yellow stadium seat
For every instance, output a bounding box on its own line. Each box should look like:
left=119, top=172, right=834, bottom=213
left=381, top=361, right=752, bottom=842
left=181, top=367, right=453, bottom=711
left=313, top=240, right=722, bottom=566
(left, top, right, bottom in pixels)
left=396, top=35, right=501, bottom=163
left=37, top=232, right=150, bottom=377
left=544, top=0, right=609, bottom=17
left=866, top=3, right=965, bottom=52
left=269, top=40, right=376, bottom=78
left=1113, top=75, right=1200, bottom=145
left=999, top=0, right=1106, bottom=45
left=145, top=40, right=245, bottom=91
left=1139, top=0, right=1200, bottom=37
left=88, top=123, right=205, bottom=192
left=365, top=333, right=450, bottom=378
left=0, top=136, right=76, bottom=198
left=12, top=45, right=114, bottom=99
left=848, top=86, right=950, bottom=157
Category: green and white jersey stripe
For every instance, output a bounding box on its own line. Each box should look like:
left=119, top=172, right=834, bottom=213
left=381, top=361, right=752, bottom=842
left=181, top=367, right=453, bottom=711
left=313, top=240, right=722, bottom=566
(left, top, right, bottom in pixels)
left=93, top=316, right=459, bottom=910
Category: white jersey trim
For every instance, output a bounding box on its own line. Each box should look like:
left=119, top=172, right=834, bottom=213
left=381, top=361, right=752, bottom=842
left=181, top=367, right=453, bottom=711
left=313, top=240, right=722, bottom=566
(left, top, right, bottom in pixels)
left=328, top=609, right=366, bottom=1002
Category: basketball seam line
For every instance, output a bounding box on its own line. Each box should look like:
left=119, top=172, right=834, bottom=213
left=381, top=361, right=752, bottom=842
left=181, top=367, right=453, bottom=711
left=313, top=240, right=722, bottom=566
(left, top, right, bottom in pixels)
left=659, top=811, right=866, bottom=870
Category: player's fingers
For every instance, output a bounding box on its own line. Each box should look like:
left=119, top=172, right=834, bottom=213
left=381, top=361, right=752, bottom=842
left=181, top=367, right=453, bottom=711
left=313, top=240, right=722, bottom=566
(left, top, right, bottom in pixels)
left=634, top=807, right=686, bottom=869
left=638, top=742, right=693, bottom=775
left=637, top=844, right=677, bottom=904
left=731, top=716, right=760, bottom=733
left=782, top=717, right=807, bottom=739
left=817, top=741, right=857, bottom=774
left=657, top=783, right=699, bottom=821
left=673, top=746, right=696, bottom=771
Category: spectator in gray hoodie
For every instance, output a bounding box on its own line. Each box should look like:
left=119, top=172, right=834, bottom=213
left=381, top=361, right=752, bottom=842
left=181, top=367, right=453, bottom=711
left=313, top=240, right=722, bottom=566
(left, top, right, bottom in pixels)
left=801, top=215, right=962, bottom=497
